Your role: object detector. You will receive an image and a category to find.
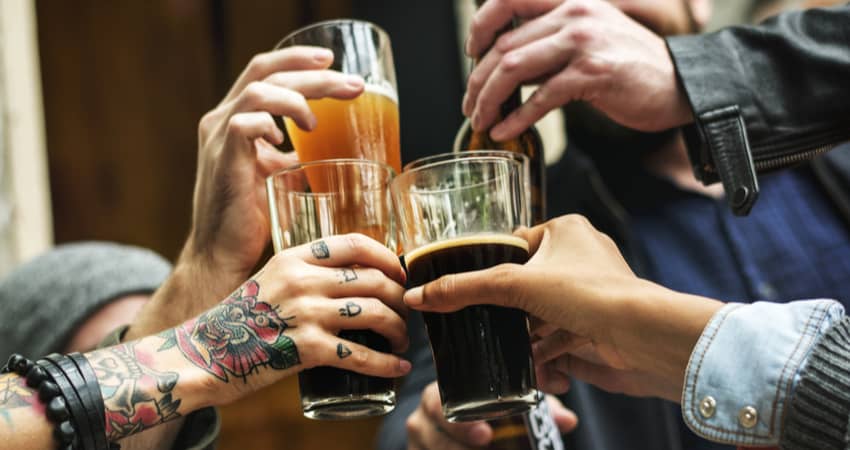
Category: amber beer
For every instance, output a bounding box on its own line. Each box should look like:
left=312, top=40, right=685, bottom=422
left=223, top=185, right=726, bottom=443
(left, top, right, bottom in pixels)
left=284, top=84, right=402, bottom=175
left=406, top=234, right=537, bottom=422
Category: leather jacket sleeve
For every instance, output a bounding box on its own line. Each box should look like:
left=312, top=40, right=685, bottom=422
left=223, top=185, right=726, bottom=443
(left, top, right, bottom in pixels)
left=666, top=4, right=850, bottom=215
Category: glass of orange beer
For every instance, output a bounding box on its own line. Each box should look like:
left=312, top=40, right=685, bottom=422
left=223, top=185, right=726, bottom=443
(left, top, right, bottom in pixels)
left=267, top=159, right=398, bottom=420
left=276, top=20, right=401, bottom=174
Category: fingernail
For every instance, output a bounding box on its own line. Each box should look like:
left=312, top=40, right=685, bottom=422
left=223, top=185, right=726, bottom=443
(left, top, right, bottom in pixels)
left=471, top=112, right=481, bottom=131
left=314, top=48, right=333, bottom=62
left=399, top=359, right=412, bottom=373
left=404, top=287, right=424, bottom=306
left=346, top=75, right=364, bottom=89
left=467, top=423, right=492, bottom=446
left=307, top=114, right=317, bottom=131
left=464, top=37, right=471, bottom=56
left=462, top=93, right=471, bottom=116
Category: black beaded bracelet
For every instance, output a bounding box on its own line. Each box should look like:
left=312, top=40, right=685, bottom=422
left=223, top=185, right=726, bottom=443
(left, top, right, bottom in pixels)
left=2, top=354, right=76, bottom=449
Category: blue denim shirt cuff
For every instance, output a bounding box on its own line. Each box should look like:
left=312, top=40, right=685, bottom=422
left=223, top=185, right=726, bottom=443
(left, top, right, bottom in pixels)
left=681, top=299, right=845, bottom=447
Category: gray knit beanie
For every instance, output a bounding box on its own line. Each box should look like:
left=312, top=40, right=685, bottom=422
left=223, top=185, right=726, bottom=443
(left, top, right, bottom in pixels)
left=0, top=241, right=172, bottom=360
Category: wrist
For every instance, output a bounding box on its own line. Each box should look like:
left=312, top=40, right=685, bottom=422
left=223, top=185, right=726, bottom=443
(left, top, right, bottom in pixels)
left=619, top=281, right=721, bottom=395
left=124, top=244, right=243, bottom=341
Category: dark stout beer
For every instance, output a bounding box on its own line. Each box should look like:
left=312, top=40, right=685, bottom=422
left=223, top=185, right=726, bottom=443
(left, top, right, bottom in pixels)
left=298, top=330, right=394, bottom=419
left=406, top=235, right=536, bottom=422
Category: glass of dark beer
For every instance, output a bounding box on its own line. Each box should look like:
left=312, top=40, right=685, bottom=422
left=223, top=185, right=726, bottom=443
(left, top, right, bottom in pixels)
left=392, top=154, right=538, bottom=422
left=267, top=159, right=397, bottom=420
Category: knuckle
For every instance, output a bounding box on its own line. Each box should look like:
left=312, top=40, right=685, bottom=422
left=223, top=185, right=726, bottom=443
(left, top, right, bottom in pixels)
left=493, top=31, right=515, bottom=53
left=344, top=233, right=367, bottom=253
left=242, top=81, right=266, bottom=105
left=351, top=349, right=371, bottom=368
left=564, top=0, right=592, bottom=18
left=225, top=114, right=247, bottom=135
left=500, top=51, right=524, bottom=75
left=433, top=274, right=456, bottom=300
left=567, top=26, right=593, bottom=46
left=248, top=53, right=271, bottom=74
left=467, top=71, right=485, bottom=92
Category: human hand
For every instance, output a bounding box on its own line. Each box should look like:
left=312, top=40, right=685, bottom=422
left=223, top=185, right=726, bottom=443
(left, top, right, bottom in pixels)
left=463, top=0, right=693, bottom=141
left=188, top=45, right=366, bottom=288
left=164, top=233, right=411, bottom=405
left=127, top=47, right=366, bottom=339
left=406, top=382, right=577, bottom=450
left=404, top=215, right=722, bottom=401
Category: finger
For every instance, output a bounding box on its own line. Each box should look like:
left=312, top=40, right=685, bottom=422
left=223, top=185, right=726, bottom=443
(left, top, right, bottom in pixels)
left=264, top=70, right=365, bottom=100
left=404, top=264, right=528, bottom=313
left=491, top=66, right=594, bottom=141
left=230, top=82, right=316, bottom=131
left=514, top=224, right=546, bottom=258
left=537, top=363, right=571, bottom=394
left=467, top=0, right=562, bottom=57
left=546, top=395, right=579, bottom=433
left=473, top=32, right=572, bottom=133
left=530, top=317, right=557, bottom=338
left=290, top=234, right=406, bottom=285
left=532, top=330, right=590, bottom=364
left=317, top=266, right=407, bottom=318
left=324, top=297, right=409, bottom=353
left=256, top=146, right=298, bottom=178
left=407, top=409, right=473, bottom=450
left=463, top=9, right=564, bottom=117
left=421, top=383, right=493, bottom=447
left=318, top=333, right=412, bottom=378
left=224, top=112, right=285, bottom=148
left=225, top=46, right=334, bottom=104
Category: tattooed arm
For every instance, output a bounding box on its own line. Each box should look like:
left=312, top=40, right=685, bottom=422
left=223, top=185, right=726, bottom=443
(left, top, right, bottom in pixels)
left=0, top=234, right=410, bottom=448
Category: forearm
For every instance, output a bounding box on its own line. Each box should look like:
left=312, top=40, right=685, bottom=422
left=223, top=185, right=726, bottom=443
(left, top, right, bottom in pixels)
left=0, top=334, right=216, bottom=449
left=126, top=239, right=245, bottom=340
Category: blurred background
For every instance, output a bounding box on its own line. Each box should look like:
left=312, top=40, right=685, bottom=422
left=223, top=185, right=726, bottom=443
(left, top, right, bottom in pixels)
left=0, top=0, right=829, bottom=449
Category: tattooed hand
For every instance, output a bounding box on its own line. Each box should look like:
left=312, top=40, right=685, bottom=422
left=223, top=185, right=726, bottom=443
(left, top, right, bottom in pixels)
left=161, top=233, right=410, bottom=401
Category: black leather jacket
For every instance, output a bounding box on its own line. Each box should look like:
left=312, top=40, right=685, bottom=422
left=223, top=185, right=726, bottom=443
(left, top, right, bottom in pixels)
left=667, top=4, right=850, bottom=215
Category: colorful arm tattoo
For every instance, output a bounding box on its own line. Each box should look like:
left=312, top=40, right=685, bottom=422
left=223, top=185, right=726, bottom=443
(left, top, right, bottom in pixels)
left=0, top=373, right=41, bottom=429
left=160, top=279, right=300, bottom=383
left=88, top=342, right=182, bottom=441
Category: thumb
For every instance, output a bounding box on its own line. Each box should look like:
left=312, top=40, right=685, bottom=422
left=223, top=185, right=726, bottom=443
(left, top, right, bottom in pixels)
left=546, top=396, right=579, bottom=434
left=404, top=264, right=527, bottom=312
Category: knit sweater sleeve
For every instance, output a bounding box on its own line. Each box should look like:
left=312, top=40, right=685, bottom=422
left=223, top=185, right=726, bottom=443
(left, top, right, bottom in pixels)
left=781, top=316, right=850, bottom=450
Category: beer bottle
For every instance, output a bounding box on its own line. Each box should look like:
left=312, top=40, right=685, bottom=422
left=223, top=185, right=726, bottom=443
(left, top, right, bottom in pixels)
left=453, top=1, right=546, bottom=225
left=455, top=2, right=561, bottom=450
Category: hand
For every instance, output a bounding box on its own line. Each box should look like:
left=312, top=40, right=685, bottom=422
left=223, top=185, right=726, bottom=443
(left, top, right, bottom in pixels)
left=406, top=382, right=577, bottom=450
left=189, top=45, right=365, bottom=288
left=463, top=0, right=693, bottom=141
left=127, top=47, right=366, bottom=339
left=171, top=233, right=411, bottom=405
left=404, top=215, right=722, bottom=402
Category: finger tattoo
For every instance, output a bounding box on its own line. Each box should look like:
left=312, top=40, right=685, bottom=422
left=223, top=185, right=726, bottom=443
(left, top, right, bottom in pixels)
left=339, top=301, right=362, bottom=317
left=311, top=241, right=330, bottom=259
left=337, top=343, right=353, bottom=359
left=337, top=268, right=358, bottom=283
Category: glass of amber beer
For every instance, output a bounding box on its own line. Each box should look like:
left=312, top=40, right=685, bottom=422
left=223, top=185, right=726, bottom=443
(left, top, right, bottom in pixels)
left=276, top=20, right=401, bottom=173
left=392, top=154, right=538, bottom=422
left=267, top=159, right=397, bottom=420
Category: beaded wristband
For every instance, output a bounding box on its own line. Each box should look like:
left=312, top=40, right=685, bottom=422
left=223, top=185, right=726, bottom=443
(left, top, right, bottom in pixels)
left=2, top=354, right=76, bottom=449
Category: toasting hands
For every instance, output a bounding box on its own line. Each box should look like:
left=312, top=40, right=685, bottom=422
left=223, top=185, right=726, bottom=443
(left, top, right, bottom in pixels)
left=404, top=215, right=722, bottom=402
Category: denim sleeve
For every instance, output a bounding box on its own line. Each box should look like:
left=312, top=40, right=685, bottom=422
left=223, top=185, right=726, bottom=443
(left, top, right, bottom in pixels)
left=681, top=300, right=845, bottom=447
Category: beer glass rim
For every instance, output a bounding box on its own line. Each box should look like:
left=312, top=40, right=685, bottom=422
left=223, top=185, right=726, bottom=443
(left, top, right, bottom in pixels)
left=393, top=155, right=523, bottom=195
left=277, top=19, right=390, bottom=48
left=267, top=158, right=396, bottom=192
left=403, top=150, right=529, bottom=172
